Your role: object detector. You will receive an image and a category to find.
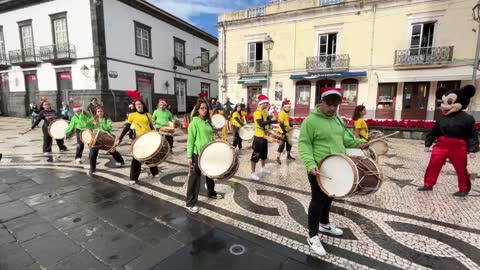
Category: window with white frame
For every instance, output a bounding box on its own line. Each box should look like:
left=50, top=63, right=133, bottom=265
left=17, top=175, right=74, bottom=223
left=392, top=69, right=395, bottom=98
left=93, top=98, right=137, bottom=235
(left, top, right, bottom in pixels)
left=341, top=79, right=358, bottom=106
left=201, top=82, right=210, bottom=98
left=20, top=24, right=34, bottom=50
left=134, top=21, right=151, bottom=58
left=53, top=17, right=68, bottom=46
left=201, top=48, right=209, bottom=73
left=174, top=37, right=185, bottom=64
left=410, top=22, right=435, bottom=55
left=318, top=33, right=337, bottom=67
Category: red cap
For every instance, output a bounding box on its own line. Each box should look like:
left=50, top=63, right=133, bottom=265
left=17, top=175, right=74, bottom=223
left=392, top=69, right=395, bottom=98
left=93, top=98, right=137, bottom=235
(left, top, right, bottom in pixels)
left=321, top=87, right=342, bottom=99
left=257, top=94, right=269, bottom=105
left=198, top=92, right=207, bottom=99
left=159, top=98, right=167, bottom=106
left=284, top=99, right=291, bottom=107
left=73, top=104, right=82, bottom=112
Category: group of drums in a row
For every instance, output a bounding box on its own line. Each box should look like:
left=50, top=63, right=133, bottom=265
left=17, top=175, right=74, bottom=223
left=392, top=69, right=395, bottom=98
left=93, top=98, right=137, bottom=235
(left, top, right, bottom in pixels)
left=47, top=114, right=390, bottom=199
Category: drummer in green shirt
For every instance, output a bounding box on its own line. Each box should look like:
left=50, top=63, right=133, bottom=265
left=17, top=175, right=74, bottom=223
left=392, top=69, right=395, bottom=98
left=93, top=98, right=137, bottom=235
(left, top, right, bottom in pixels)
left=152, top=98, right=174, bottom=152
left=65, top=104, right=92, bottom=164
left=87, top=105, right=125, bottom=176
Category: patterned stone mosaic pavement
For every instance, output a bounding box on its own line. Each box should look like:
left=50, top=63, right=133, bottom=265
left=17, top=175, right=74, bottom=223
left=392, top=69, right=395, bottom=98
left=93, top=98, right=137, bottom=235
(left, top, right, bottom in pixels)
left=0, top=117, right=480, bottom=269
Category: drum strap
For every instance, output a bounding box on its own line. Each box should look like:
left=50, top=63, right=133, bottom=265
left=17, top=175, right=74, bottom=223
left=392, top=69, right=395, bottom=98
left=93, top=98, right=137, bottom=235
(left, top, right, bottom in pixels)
left=334, top=116, right=356, bottom=141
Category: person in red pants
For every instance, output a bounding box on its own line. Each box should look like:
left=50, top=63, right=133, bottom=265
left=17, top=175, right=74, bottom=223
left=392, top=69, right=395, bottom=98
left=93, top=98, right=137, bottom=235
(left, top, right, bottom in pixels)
left=420, top=85, right=479, bottom=197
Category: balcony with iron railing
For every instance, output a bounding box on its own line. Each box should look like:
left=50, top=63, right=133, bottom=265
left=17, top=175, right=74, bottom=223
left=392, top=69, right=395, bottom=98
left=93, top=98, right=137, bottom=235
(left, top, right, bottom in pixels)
left=0, top=53, right=9, bottom=69
left=8, top=47, right=41, bottom=66
left=40, top=43, right=77, bottom=64
left=237, top=60, right=271, bottom=74
left=394, top=46, right=454, bottom=67
left=306, top=54, right=350, bottom=71
left=320, top=0, right=344, bottom=6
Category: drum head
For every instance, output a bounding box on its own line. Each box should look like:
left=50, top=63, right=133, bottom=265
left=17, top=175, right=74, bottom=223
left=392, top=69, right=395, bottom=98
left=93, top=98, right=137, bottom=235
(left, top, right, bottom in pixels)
left=239, top=125, right=254, bottom=141
left=318, top=155, right=357, bottom=198
left=49, top=120, right=69, bottom=139
left=132, top=132, right=163, bottom=160
left=80, top=130, right=93, bottom=145
left=287, top=128, right=300, bottom=145
left=211, top=114, right=225, bottom=129
left=370, top=140, right=389, bottom=156
left=199, top=142, right=234, bottom=178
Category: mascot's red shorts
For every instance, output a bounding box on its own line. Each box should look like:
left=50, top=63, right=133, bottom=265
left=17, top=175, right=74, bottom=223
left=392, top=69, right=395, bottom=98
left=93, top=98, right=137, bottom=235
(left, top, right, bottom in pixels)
left=424, top=136, right=471, bottom=192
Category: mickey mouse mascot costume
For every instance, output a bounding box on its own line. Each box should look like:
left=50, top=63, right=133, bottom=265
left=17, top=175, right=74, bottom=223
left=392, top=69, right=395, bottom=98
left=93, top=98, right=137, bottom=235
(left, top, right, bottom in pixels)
left=419, top=85, right=479, bottom=197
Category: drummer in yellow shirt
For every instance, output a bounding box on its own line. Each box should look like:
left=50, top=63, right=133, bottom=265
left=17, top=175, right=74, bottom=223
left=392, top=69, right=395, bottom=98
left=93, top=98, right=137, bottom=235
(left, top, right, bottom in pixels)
left=352, top=105, right=369, bottom=140
left=118, top=99, right=159, bottom=184
left=231, top=104, right=245, bottom=150
left=250, top=95, right=277, bottom=181
left=275, top=100, right=295, bottom=164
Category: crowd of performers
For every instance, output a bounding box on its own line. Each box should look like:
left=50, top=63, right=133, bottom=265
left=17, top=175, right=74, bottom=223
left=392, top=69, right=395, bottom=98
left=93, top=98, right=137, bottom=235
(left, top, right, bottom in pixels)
left=23, top=84, right=478, bottom=257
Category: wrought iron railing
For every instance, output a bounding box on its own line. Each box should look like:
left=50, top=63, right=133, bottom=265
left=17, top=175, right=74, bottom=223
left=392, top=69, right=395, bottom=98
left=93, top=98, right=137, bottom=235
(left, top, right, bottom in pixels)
left=237, top=60, right=271, bottom=74
left=40, top=43, right=77, bottom=62
left=8, top=47, right=41, bottom=65
left=320, top=0, right=343, bottom=6
left=306, top=54, right=350, bottom=71
left=394, top=46, right=454, bottom=66
left=247, top=6, right=265, bottom=18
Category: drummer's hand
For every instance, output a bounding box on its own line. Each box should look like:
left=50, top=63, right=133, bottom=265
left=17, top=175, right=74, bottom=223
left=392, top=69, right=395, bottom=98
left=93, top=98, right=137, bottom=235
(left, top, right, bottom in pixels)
left=424, top=147, right=430, bottom=152
left=469, top=152, right=476, bottom=159
left=309, top=168, right=320, bottom=176
left=187, top=158, right=192, bottom=167
left=359, top=143, right=369, bottom=149
left=271, top=115, right=277, bottom=121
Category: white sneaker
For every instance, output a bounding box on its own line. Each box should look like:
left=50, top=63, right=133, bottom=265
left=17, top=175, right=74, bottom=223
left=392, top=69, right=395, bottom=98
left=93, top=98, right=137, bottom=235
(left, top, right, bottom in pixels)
left=128, top=180, right=136, bottom=185
left=319, top=224, right=343, bottom=236
left=75, top=158, right=82, bottom=164
left=43, top=152, right=50, bottom=156
left=250, top=173, right=260, bottom=181
left=307, top=236, right=327, bottom=256
left=260, top=167, right=271, bottom=174
left=187, top=206, right=199, bottom=213
left=115, top=162, right=124, bottom=167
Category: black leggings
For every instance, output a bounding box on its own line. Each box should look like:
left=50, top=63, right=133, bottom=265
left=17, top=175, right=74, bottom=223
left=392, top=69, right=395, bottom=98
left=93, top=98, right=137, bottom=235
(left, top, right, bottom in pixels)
left=186, top=154, right=216, bottom=207
left=277, top=140, right=292, bottom=153
left=89, top=148, right=124, bottom=172
left=42, top=126, right=66, bottom=153
left=130, top=158, right=158, bottom=181
left=232, top=126, right=242, bottom=149
left=308, top=173, right=333, bottom=237
left=75, top=129, right=85, bottom=159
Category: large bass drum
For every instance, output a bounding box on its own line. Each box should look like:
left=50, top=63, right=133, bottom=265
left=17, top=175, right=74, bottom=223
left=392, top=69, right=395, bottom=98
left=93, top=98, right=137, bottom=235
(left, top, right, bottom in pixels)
left=287, top=128, right=300, bottom=146
left=211, top=114, right=226, bottom=130
left=131, top=131, right=170, bottom=167
left=48, top=119, right=69, bottom=139
left=199, top=141, right=239, bottom=180
left=238, top=125, right=254, bottom=141
left=317, top=154, right=383, bottom=198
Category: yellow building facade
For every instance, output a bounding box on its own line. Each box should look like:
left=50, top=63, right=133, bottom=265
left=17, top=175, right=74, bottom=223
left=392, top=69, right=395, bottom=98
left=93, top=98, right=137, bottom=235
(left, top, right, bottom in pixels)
left=218, top=0, right=480, bottom=120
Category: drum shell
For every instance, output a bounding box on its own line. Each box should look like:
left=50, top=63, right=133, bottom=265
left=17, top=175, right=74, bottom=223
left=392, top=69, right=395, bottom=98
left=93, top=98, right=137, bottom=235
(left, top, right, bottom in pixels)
left=286, top=128, right=300, bottom=145
left=316, top=154, right=383, bottom=198
left=91, top=131, right=116, bottom=152
left=80, top=130, right=94, bottom=145
left=198, top=141, right=239, bottom=180
left=131, top=132, right=170, bottom=167
left=159, top=126, right=175, bottom=136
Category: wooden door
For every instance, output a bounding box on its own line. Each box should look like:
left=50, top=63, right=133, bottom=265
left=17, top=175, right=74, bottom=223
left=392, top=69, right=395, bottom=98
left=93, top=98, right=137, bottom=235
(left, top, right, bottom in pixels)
left=315, top=79, right=336, bottom=105
left=401, top=82, right=429, bottom=120
left=295, top=80, right=311, bottom=117
left=247, top=86, right=262, bottom=116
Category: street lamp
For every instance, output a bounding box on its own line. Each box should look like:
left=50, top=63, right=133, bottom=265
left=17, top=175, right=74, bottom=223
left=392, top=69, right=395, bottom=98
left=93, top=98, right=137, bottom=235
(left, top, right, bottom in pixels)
left=469, top=0, right=480, bottom=113
left=264, top=35, right=274, bottom=99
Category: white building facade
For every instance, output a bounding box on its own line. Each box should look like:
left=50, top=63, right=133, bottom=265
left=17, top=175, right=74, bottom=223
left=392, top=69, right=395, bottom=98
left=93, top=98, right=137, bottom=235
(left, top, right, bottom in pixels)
left=0, top=0, right=218, bottom=119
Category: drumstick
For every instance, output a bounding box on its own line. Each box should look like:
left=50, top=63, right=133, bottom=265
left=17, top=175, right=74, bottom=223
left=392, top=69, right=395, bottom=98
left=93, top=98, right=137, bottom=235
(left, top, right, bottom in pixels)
left=20, top=129, right=32, bottom=135
left=319, top=174, right=332, bottom=180
left=367, top=131, right=400, bottom=145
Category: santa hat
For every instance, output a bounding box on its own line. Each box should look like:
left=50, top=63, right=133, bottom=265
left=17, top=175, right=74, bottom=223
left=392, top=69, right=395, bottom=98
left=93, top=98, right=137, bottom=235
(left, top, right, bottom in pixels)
left=95, top=105, right=104, bottom=112
left=73, top=104, right=82, bottom=112
left=90, top=97, right=98, bottom=102
left=321, top=87, right=342, bottom=99
left=159, top=98, right=167, bottom=106
left=283, top=99, right=291, bottom=107
left=128, top=103, right=134, bottom=108
left=257, top=94, right=269, bottom=105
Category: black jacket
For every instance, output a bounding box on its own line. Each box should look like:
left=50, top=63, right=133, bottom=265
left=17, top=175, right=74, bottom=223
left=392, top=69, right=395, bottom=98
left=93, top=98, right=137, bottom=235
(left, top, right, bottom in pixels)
left=425, top=111, right=479, bottom=153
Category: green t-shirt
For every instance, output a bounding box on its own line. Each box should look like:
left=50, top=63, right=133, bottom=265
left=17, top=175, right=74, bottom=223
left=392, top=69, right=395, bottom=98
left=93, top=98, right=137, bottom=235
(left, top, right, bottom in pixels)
left=187, top=116, right=214, bottom=158
left=152, top=109, right=173, bottom=128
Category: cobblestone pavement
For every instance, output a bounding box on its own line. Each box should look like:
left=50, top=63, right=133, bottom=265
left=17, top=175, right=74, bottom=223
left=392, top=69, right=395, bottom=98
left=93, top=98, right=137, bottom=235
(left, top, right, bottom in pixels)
left=0, top=117, right=479, bottom=269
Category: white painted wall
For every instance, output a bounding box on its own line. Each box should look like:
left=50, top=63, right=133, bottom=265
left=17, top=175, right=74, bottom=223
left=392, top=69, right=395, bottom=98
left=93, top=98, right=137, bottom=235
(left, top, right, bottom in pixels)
left=0, top=0, right=96, bottom=92
left=102, top=0, right=218, bottom=97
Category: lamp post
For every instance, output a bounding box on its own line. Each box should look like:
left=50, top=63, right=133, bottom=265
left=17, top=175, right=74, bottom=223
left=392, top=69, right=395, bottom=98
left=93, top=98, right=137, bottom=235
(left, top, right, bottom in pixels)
left=264, top=35, right=274, bottom=99
left=470, top=0, right=480, bottom=113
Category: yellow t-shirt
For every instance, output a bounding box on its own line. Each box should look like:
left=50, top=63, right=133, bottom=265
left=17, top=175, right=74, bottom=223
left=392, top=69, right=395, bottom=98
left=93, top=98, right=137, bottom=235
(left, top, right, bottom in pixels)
left=253, top=109, right=269, bottom=138
left=354, top=118, right=369, bottom=140
left=127, top=112, right=154, bottom=136
left=277, top=110, right=291, bottom=134
left=231, top=111, right=244, bottom=128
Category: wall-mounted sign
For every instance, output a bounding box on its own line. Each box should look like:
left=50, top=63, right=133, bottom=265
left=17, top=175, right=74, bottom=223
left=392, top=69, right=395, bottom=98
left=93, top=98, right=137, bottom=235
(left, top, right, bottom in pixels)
left=108, top=70, right=118, bottom=78
left=59, top=72, right=71, bottom=80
